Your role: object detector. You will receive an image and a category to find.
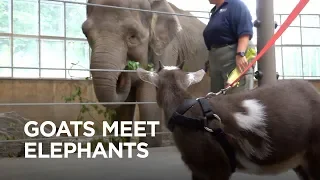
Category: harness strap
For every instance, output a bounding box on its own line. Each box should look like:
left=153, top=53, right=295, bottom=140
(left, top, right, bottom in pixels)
left=209, top=128, right=236, bottom=173
left=168, top=99, right=201, bottom=132
left=168, top=112, right=204, bottom=132
left=198, top=97, right=217, bottom=121
left=176, top=99, right=198, bottom=115
left=197, top=98, right=236, bottom=173
left=168, top=97, right=237, bottom=173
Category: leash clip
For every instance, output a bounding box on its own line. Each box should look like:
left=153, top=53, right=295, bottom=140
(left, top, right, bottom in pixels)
left=205, top=86, right=230, bottom=99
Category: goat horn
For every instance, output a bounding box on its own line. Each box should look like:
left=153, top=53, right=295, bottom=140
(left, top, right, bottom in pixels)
left=159, top=60, right=165, bottom=70
left=177, top=60, right=185, bottom=69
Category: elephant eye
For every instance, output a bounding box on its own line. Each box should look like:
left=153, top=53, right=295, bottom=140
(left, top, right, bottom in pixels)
left=130, top=35, right=136, bottom=39
left=127, top=33, right=140, bottom=46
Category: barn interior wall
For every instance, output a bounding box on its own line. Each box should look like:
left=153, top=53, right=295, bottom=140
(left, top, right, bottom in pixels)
left=0, top=79, right=109, bottom=133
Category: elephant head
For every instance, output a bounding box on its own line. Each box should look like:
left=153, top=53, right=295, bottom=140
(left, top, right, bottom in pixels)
left=82, top=0, right=182, bottom=108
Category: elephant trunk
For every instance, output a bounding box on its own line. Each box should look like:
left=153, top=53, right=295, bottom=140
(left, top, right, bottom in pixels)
left=90, top=39, right=131, bottom=109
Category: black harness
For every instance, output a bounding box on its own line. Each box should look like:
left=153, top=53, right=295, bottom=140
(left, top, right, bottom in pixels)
left=168, top=97, right=237, bottom=173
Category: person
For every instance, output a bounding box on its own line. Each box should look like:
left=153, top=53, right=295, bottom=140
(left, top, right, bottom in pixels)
left=203, top=0, right=256, bottom=94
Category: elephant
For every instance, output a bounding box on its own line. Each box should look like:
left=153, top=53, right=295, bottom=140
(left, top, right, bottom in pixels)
left=81, top=0, right=211, bottom=147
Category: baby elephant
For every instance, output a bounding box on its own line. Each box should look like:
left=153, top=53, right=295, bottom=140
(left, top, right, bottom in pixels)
left=137, top=61, right=320, bottom=180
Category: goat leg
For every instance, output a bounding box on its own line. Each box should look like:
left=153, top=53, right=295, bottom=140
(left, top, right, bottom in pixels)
left=305, top=143, right=320, bottom=179
left=192, top=173, right=206, bottom=180
left=293, top=165, right=310, bottom=180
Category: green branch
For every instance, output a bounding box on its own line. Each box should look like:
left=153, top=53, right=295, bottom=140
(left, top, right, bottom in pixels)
left=126, top=60, right=154, bottom=71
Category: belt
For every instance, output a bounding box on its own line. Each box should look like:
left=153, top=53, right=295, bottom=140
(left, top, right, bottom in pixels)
left=210, top=43, right=235, bottom=49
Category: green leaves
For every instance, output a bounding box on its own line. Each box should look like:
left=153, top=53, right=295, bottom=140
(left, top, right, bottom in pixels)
left=147, top=63, right=154, bottom=71
left=126, top=60, right=140, bottom=70
left=62, top=85, right=117, bottom=127
left=61, top=84, right=129, bottom=151
left=126, top=60, right=154, bottom=71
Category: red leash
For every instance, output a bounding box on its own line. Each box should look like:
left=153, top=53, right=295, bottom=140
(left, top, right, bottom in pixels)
left=226, top=0, right=310, bottom=89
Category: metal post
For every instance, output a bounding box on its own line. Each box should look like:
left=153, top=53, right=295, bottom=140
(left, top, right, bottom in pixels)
left=255, top=0, right=277, bottom=86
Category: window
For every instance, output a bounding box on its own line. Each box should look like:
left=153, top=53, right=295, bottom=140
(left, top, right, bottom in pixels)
left=275, top=47, right=283, bottom=77
left=0, top=37, right=11, bottom=77
left=281, top=27, right=301, bottom=45
left=278, top=14, right=320, bottom=79
left=252, top=14, right=320, bottom=79
left=0, top=0, right=89, bottom=79
left=241, top=1, right=320, bottom=80
left=282, top=46, right=303, bottom=79
left=302, top=47, right=320, bottom=79
left=301, top=15, right=320, bottom=27
left=1, top=0, right=320, bottom=80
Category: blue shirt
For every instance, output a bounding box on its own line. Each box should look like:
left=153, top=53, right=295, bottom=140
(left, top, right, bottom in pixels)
left=203, top=0, right=253, bottom=50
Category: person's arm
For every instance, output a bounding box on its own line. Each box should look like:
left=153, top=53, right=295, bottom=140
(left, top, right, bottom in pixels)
left=233, top=1, right=253, bottom=52
left=237, top=35, right=250, bottom=54
left=232, top=1, right=254, bottom=72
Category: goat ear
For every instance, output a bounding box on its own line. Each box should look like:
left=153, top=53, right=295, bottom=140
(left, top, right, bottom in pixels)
left=136, top=68, right=159, bottom=87
left=185, top=69, right=205, bottom=87
left=149, top=0, right=182, bottom=55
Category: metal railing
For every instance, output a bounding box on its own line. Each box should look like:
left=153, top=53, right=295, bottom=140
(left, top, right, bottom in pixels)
left=0, top=1, right=320, bottom=145
left=1, top=0, right=320, bottom=80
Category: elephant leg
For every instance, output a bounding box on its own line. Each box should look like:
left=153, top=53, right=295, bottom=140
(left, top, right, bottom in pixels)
left=113, top=87, right=137, bottom=143
left=136, top=82, right=163, bottom=147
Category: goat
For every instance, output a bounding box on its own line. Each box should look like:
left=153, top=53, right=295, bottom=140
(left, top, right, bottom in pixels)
left=136, top=61, right=320, bottom=180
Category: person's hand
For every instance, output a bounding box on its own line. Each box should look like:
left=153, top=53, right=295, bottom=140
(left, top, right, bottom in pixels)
left=236, top=55, right=248, bottom=73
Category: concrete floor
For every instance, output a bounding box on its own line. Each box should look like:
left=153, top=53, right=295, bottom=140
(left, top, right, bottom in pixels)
left=0, top=146, right=297, bottom=180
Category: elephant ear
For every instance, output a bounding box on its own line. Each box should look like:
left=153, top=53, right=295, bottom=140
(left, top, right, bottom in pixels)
left=149, top=0, right=182, bottom=55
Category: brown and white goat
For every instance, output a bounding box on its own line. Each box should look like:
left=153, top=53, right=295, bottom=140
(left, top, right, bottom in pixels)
left=136, top=62, right=320, bottom=180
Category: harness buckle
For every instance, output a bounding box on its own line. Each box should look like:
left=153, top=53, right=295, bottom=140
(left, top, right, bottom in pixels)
left=203, top=112, right=222, bottom=133
left=204, top=126, right=214, bottom=133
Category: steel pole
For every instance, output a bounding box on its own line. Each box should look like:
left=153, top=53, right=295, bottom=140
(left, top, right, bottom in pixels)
left=255, top=0, right=277, bottom=86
